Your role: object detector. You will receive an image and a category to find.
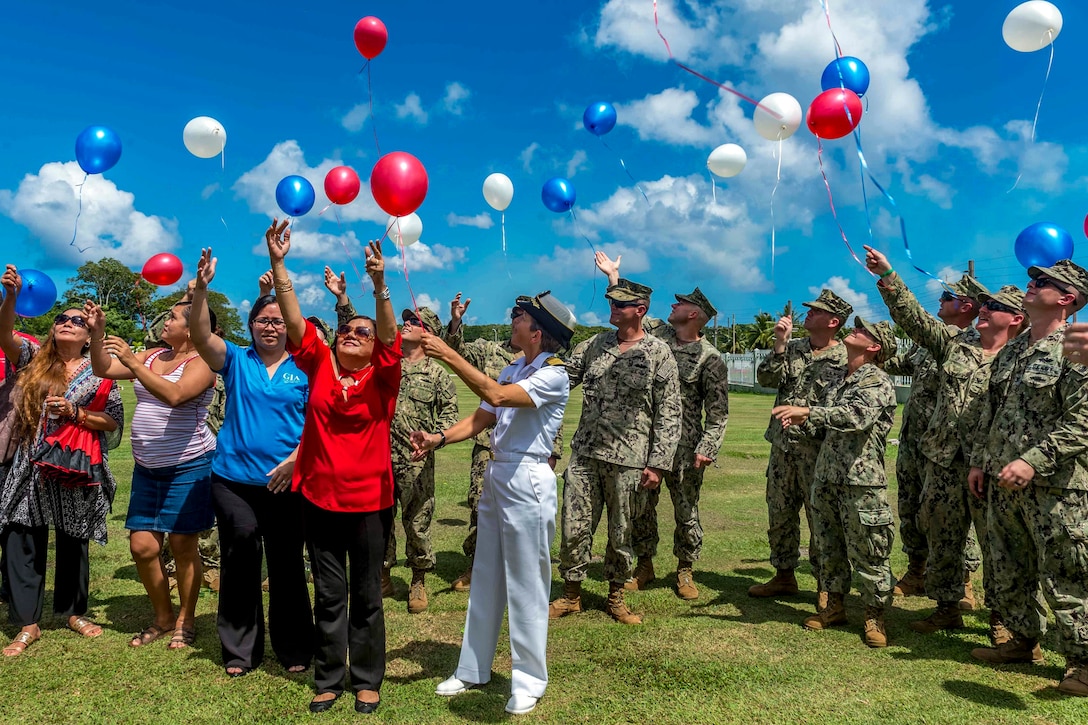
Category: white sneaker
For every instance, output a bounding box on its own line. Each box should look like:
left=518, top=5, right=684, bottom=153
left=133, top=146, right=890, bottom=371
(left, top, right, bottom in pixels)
left=505, top=694, right=539, bottom=714
left=435, top=676, right=470, bottom=696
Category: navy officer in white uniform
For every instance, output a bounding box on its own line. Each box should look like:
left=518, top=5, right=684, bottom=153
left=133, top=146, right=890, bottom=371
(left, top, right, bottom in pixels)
left=410, top=291, right=575, bottom=716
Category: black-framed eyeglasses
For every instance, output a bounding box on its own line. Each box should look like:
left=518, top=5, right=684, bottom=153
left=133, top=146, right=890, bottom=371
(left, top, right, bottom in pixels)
left=510, top=307, right=527, bottom=321
left=253, top=317, right=286, bottom=329
left=982, top=299, right=1018, bottom=314
left=54, top=314, right=86, bottom=328
left=939, top=291, right=960, bottom=303
left=609, top=299, right=643, bottom=309
left=337, top=324, right=374, bottom=338
left=1030, top=276, right=1071, bottom=295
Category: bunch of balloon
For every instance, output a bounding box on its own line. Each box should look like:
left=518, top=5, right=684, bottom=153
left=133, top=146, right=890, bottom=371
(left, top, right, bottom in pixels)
left=1015, top=222, right=1073, bottom=269
left=183, top=116, right=227, bottom=164
left=5, top=269, right=58, bottom=318
left=142, top=254, right=184, bottom=287
left=482, top=173, right=514, bottom=251
left=71, top=125, right=122, bottom=251
left=583, top=101, right=647, bottom=205
left=276, top=176, right=317, bottom=218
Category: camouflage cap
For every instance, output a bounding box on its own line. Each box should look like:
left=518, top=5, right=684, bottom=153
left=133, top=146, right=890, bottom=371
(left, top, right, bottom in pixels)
left=516, top=290, right=577, bottom=348
left=674, top=287, right=717, bottom=320
left=853, top=316, right=897, bottom=365
left=606, top=278, right=653, bottom=303
left=803, top=289, right=853, bottom=322
left=402, top=307, right=443, bottom=335
left=306, top=316, right=335, bottom=345
left=947, top=274, right=989, bottom=301
left=1028, top=259, right=1088, bottom=301
left=979, top=284, right=1026, bottom=313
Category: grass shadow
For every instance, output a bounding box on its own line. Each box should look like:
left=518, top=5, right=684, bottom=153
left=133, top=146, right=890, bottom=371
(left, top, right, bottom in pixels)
left=385, top=638, right=467, bottom=684
left=942, top=679, right=1028, bottom=710
left=684, top=567, right=824, bottom=626
left=444, top=673, right=515, bottom=723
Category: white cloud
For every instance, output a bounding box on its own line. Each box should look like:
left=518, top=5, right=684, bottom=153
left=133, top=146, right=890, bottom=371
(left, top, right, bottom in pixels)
left=341, top=104, right=370, bottom=133
left=446, top=212, right=493, bottom=229
left=809, top=276, right=878, bottom=322
left=566, top=150, right=589, bottom=178
left=250, top=229, right=366, bottom=262
left=924, top=265, right=964, bottom=296
left=395, top=93, right=429, bottom=124
left=581, top=311, right=605, bottom=325
left=201, top=183, right=220, bottom=200
left=387, top=242, right=467, bottom=273
left=442, top=82, right=471, bottom=115
left=289, top=269, right=330, bottom=309
left=520, top=142, right=540, bottom=174
left=412, top=292, right=442, bottom=314
left=616, top=88, right=719, bottom=147
left=239, top=299, right=252, bottom=314
left=0, top=161, right=180, bottom=266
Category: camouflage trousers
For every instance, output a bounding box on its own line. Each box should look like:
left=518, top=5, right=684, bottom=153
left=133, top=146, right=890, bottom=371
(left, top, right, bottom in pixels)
left=919, top=457, right=990, bottom=603
left=765, top=445, right=822, bottom=583
left=810, top=478, right=895, bottom=608
left=558, top=454, right=642, bottom=584
left=631, top=448, right=707, bottom=562
left=986, top=480, right=1088, bottom=659
left=384, top=457, right=436, bottom=572
left=162, top=526, right=221, bottom=573
left=895, top=435, right=928, bottom=558
left=460, top=443, right=490, bottom=560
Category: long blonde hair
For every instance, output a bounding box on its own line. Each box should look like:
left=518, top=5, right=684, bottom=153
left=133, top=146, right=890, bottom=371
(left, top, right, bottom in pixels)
left=15, top=328, right=87, bottom=439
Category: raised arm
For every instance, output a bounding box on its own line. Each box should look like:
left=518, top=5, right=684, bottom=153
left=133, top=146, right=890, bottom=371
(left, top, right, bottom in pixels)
left=444, top=292, right=471, bottom=342
left=367, top=241, right=396, bottom=345
left=324, top=266, right=357, bottom=327
left=85, top=301, right=141, bottom=380
left=418, top=331, right=536, bottom=408
left=866, top=245, right=952, bottom=359
left=595, top=251, right=621, bottom=287
left=0, top=265, right=22, bottom=362
left=265, top=218, right=307, bottom=346
left=103, top=334, right=216, bottom=406
left=190, top=248, right=228, bottom=371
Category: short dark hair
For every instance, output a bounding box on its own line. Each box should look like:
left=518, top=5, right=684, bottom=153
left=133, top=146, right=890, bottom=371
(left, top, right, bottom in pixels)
left=528, top=317, right=563, bottom=353
left=174, top=300, right=217, bottom=333
left=248, top=295, right=279, bottom=344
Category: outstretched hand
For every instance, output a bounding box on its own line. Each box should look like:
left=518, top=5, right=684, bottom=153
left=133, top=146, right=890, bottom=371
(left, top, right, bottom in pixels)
left=418, top=330, right=452, bottom=361
left=409, top=430, right=441, bottom=461
left=82, top=301, right=106, bottom=338
left=594, top=251, right=621, bottom=282
left=265, top=218, right=291, bottom=262
left=1, top=264, right=21, bottom=297
left=365, top=240, right=385, bottom=284
left=450, top=292, right=471, bottom=323
left=258, top=269, right=273, bottom=297
left=196, top=248, right=218, bottom=291
left=324, top=266, right=347, bottom=297
left=863, top=245, right=892, bottom=277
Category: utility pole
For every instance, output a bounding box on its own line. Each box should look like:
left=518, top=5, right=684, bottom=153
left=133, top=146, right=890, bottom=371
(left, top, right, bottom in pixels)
left=967, top=259, right=975, bottom=277
left=731, top=313, right=736, bottom=352
left=713, top=315, right=719, bottom=348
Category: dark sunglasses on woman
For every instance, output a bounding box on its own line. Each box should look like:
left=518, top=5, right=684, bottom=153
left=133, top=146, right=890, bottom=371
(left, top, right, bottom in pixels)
left=54, top=314, right=87, bottom=328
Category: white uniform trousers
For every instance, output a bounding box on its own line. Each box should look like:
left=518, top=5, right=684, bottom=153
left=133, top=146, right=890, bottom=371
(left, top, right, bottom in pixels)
left=454, top=454, right=557, bottom=698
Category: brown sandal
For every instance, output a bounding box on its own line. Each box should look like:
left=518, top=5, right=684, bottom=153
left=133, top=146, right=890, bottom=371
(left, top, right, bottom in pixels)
left=167, top=626, right=196, bottom=650
left=130, top=624, right=170, bottom=647
left=68, top=616, right=103, bottom=638
left=2, top=630, right=39, bottom=657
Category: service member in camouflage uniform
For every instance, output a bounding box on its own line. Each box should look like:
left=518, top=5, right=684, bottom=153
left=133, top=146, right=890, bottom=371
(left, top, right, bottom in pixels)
left=549, top=278, right=681, bottom=624
left=883, top=273, right=985, bottom=604
left=442, top=293, right=562, bottom=593
left=594, top=253, right=728, bottom=600
left=773, top=316, right=898, bottom=647
left=749, top=289, right=851, bottom=604
left=967, top=260, right=1088, bottom=697
left=868, top=246, right=1027, bottom=639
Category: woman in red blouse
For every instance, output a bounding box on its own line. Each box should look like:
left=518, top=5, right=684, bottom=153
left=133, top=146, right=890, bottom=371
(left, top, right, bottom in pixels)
left=262, top=219, right=400, bottom=716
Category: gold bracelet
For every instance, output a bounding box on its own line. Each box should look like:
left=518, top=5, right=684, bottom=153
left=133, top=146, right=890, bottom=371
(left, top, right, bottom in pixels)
left=274, top=279, right=294, bottom=293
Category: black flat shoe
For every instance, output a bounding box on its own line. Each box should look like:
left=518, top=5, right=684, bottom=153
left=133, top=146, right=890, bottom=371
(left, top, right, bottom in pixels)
left=354, top=698, right=380, bottom=714
left=309, top=693, right=341, bottom=713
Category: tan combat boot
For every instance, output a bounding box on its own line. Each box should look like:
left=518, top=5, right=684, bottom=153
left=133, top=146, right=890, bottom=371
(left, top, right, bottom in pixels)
left=607, top=582, right=642, bottom=625
left=549, top=581, right=582, bottom=619
left=381, top=567, right=394, bottom=598
left=909, top=601, right=964, bottom=634
left=408, top=570, right=428, bottom=614
left=971, top=636, right=1045, bottom=665
left=958, top=574, right=977, bottom=611
left=803, top=592, right=847, bottom=630
left=1059, top=661, right=1088, bottom=697
left=863, top=606, right=888, bottom=648
left=989, top=610, right=1012, bottom=646
left=748, top=569, right=799, bottom=598
left=816, top=591, right=829, bottom=612
left=624, top=557, right=655, bottom=591
left=893, top=555, right=926, bottom=597
left=452, top=568, right=472, bottom=593
left=675, top=560, right=698, bottom=600
left=203, top=568, right=221, bottom=592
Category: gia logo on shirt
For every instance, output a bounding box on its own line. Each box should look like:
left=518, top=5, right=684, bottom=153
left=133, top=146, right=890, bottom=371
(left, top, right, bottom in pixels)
left=281, top=372, right=303, bottom=384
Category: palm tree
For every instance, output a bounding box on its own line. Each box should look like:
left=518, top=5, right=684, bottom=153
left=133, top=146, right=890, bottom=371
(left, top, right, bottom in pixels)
left=742, top=312, right=778, bottom=350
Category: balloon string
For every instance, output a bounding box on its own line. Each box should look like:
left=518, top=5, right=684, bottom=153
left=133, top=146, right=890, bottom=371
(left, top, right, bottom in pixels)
left=1008, top=32, right=1054, bottom=193
left=709, top=173, right=717, bottom=205
left=568, top=208, right=599, bottom=308
left=770, top=139, right=782, bottom=282
left=815, top=137, right=869, bottom=273
left=818, top=0, right=845, bottom=59
left=70, top=173, right=90, bottom=253
left=334, top=208, right=367, bottom=296
left=317, top=203, right=333, bottom=216
left=500, top=211, right=507, bottom=253
left=651, top=0, right=779, bottom=117
left=600, top=137, right=650, bottom=206
left=367, top=63, right=382, bottom=157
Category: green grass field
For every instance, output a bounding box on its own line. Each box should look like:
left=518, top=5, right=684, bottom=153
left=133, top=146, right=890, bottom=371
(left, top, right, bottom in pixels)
left=0, top=383, right=1081, bottom=724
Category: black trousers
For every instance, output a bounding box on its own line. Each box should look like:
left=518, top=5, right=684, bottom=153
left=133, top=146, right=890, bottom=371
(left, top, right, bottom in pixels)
left=211, top=475, right=314, bottom=670
left=2, top=524, right=89, bottom=627
left=304, top=499, right=392, bottom=696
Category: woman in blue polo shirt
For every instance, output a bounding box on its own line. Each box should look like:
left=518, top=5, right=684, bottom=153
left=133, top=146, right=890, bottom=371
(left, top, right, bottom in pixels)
left=190, top=249, right=314, bottom=677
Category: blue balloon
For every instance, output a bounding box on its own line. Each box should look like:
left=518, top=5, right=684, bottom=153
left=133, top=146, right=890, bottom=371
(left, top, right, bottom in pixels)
left=14, top=269, right=58, bottom=318
left=275, top=175, right=316, bottom=217
left=75, top=125, right=122, bottom=175
left=1014, top=222, right=1074, bottom=270
left=541, top=177, right=576, bottom=213
left=583, top=102, right=617, bottom=136
left=820, top=56, right=871, bottom=98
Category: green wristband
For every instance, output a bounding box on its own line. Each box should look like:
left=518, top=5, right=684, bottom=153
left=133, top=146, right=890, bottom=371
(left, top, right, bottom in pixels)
left=879, top=268, right=895, bottom=279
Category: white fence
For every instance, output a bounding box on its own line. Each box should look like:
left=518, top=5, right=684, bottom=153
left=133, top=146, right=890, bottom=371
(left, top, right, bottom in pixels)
left=724, top=349, right=913, bottom=396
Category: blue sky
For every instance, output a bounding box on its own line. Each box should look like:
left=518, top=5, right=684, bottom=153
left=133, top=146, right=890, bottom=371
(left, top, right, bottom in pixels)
left=1, top=0, right=1086, bottom=328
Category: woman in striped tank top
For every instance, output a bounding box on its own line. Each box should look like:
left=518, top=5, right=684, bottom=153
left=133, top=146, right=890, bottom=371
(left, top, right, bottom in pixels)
left=87, top=300, right=218, bottom=650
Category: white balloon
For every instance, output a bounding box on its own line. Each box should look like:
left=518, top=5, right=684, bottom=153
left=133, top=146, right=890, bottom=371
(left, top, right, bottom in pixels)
left=182, top=116, right=227, bottom=159
left=707, top=144, right=747, bottom=178
left=753, top=93, right=802, bottom=141
left=1003, top=1, right=1063, bottom=52
left=482, top=172, right=514, bottom=211
left=387, top=213, right=423, bottom=247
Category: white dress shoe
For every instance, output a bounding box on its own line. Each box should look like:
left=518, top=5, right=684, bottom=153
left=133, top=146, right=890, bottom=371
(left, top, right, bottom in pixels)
left=435, top=676, right=470, bottom=696
left=505, top=694, right=539, bottom=714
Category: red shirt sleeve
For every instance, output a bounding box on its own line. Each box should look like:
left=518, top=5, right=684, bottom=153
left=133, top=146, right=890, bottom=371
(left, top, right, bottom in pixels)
left=287, top=321, right=329, bottom=377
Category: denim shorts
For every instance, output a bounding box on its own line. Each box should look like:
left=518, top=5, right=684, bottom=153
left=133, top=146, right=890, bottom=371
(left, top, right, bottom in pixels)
left=125, top=450, right=215, bottom=534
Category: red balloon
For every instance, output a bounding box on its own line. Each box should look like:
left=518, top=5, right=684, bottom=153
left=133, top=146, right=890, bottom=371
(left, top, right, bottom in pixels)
left=370, top=152, right=428, bottom=217
left=325, top=166, right=361, bottom=205
left=141, top=253, right=184, bottom=286
left=806, top=88, right=863, bottom=139
left=1083, top=213, right=1088, bottom=240
left=354, top=16, right=388, bottom=60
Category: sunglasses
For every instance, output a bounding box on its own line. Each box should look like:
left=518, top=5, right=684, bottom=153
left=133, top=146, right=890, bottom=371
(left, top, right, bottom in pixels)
left=1030, top=276, right=1071, bottom=295
left=253, top=317, right=286, bottom=329
left=510, top=307, right=527, bottom=321
left=54, top=314, right=87, bottom=328
left=939, top=291, right=961, bottom=303
left=403, top=318, right=422, bottom=328
left=337, top=324, right=374, bottom=338
left=608, top=299, right=644, bottom=309
left=982, top=299, right=1018, bottom=314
